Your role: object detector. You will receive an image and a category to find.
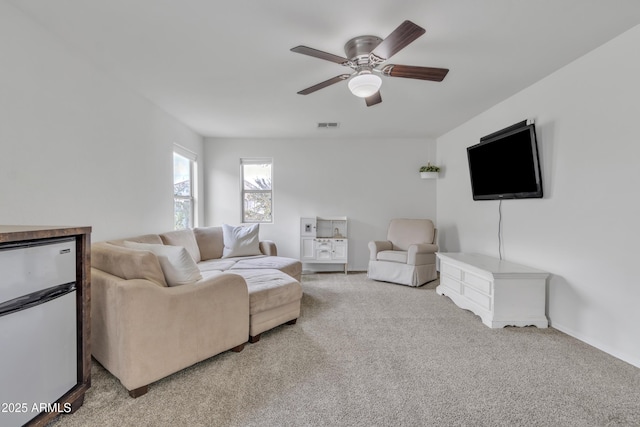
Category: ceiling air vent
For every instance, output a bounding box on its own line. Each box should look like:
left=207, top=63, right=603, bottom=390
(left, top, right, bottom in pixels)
left=317, top=122, right=340, bottom=129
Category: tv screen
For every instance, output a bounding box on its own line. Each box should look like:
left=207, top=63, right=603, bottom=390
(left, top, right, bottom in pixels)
left=467, top=122, right=543, bottom=200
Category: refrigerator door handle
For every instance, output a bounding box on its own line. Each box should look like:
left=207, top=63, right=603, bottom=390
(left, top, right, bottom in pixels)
left=0, top=282, right=76, bottom=318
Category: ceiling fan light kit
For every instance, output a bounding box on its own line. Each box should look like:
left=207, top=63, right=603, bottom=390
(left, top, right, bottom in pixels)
left=348, top=71, right=382, bottom=98
left=291, top=20, right=449, bottom=107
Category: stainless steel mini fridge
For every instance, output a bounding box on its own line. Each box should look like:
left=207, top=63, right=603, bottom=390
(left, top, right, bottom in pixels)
left=0, top=237, right=78, bottom=427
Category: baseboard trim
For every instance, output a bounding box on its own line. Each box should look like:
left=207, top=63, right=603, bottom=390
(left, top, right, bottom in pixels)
left=550, top=320, right=640, bottom=369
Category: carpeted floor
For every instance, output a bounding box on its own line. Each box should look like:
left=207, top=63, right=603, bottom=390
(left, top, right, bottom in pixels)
left=48, top=273, right=640, bottom=426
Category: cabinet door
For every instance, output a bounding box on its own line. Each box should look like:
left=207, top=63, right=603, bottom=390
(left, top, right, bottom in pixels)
left=332, top=240, right=347, bottom=261
left=301, top=238, right=315, bottom=260
left=316, top=249, right=332, bottom=261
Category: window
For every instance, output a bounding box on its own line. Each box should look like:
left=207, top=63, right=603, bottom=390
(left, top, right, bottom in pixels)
left=173, top=146, right=196, bottom=229
left=241, top=158, right=272, bottom=223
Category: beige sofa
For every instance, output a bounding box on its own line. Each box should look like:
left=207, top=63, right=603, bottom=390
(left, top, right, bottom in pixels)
left=91, top=226, right=302, bottom=397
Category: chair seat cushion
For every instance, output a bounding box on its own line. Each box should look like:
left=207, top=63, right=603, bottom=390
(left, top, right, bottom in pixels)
left=377, top=250, right=408, bottom=264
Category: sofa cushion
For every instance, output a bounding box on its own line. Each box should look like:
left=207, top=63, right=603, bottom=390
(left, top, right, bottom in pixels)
left=231, top=269, right=303, bottom=314
left=222, top=224, right=261, bottom=258
left=159, top=229, right=201, bottom=263
left=92, top=242, right=168, bottom=287
left=197, top=269, right=227, bottom=281
left=193, top=226, right=224, bottom=261
left=123, top=241, right=202, bottom=287
left=197, top=258, right=238, bottom=272
left=230, top=256, right=302, bottom=280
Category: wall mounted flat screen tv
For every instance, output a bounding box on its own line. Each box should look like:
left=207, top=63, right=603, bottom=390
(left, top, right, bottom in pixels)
left=467, top=121, right=543, bottom=200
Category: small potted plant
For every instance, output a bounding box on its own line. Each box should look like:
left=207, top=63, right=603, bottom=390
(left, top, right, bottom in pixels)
left=419, top=163, right=441, bottom=179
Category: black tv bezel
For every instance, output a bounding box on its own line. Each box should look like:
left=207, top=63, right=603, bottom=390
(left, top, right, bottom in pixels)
left=467, top=121, right=543, bottom=201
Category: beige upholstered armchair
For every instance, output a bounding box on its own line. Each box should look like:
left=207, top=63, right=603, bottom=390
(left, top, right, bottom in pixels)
left=368, top=219, right=439, bottom=287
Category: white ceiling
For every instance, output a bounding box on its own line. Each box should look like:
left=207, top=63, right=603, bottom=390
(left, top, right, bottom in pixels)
left=10, top=0, right=640, bottom=139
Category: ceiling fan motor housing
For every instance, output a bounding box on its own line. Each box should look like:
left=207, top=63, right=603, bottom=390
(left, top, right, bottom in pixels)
left=344, top=35, right=383, bottom=66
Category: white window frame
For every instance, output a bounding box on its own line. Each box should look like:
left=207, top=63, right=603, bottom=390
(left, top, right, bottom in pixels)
left=173, top=145, right=197, bottom=229
left=241, top=158, right=273, bottom=224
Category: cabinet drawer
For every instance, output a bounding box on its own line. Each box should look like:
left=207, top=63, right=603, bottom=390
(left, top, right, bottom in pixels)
left=463, top=285, right=491, bottom=311
left=441, top=275, right=461, bottom=294
left=463, top=272, right=491, bottom=295
left=441, top=263, right=462, bottom=280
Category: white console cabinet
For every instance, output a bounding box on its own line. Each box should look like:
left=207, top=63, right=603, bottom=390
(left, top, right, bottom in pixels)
left=436, top=253, right=549, bottom=328
left=300, top=217, right=348, bottom=273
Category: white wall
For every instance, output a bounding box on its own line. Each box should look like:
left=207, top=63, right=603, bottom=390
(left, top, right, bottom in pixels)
left=0, top=2, right=204, bottom=242
left=436, top=25, right=640, bottom=367
left=204, top=137, right=437, bottom=271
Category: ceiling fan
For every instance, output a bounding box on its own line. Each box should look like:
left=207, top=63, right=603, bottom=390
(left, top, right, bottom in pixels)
left=291, top=20, right=449, bottom=107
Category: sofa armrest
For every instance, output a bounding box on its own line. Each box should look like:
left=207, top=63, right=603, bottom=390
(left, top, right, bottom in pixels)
left=92, top=242, right=167, bottom=287
left=368, top=240, right=393, bottom=260
left=407, top=243, right=439, bottom=265
left=259, top=240, right=277, bottom=256
left=91, top=269, right=249, bottom=391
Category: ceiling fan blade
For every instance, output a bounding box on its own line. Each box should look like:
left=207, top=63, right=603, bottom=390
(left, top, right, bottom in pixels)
left=370, top=20, right=426, bottom=63
left=365, top=91, right=382, bottom=107
left=381, top=64, right=449, bottom=81
left=297, top=74, right=351, bottom=95
left=291, top=46, right=349, bottom=65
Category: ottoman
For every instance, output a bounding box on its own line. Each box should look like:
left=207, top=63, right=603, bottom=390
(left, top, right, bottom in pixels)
left=231, top=269, right=303, bottom=343
left=230, top=256, right=302, bottom=281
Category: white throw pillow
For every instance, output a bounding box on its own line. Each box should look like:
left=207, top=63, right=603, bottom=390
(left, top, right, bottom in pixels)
left=221, top=223, right=261, bottom=258
left=123, top=241, right=202, bottom=287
